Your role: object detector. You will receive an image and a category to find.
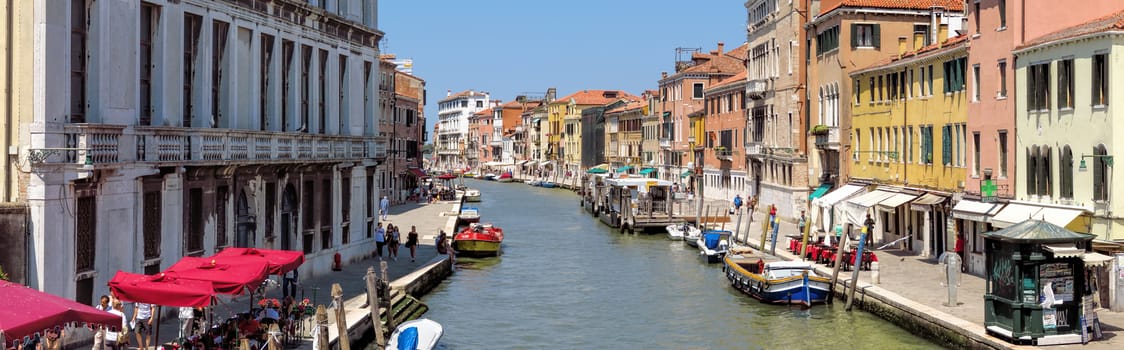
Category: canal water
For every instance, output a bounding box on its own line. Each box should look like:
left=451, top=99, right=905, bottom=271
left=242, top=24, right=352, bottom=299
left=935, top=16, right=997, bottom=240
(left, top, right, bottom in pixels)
left=419, top=179, right=941, bottom=349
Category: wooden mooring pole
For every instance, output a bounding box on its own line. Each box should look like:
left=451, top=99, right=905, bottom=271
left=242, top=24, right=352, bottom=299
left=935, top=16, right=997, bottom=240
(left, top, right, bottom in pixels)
left=828, top=224, right=851, bottom=303
left=332, top=283, right=351, bottom=350
left=366, top=267, right=385, bottom=347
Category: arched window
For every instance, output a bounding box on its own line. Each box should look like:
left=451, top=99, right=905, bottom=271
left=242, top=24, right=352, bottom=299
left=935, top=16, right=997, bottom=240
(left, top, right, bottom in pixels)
left=1026, top=146, right=1038, bottom=196
left=1061, top=146, right=1073, bottom=199
left=1039, top=146, right=1052, bottom=198
left=1094, top=145, right=1109, bottom=201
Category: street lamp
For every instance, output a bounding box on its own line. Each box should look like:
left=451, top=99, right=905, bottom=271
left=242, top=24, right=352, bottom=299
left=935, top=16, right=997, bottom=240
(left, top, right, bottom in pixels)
left=1078, top=154, right=1114, bottom=172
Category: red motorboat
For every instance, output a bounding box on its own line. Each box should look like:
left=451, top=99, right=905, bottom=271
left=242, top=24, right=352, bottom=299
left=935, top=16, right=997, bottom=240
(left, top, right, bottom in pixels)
left=453, top=223, right=504, bottom=257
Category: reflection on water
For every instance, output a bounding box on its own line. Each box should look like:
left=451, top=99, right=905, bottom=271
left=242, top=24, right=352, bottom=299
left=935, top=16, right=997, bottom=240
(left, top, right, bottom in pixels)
left=405, top=180, right=940, bottom=349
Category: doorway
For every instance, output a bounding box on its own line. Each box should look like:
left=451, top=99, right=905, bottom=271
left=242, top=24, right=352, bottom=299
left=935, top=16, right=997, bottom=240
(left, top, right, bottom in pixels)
left=235, top=190, right=254, bottom=248
left=281, top=184, right=297, bottom=251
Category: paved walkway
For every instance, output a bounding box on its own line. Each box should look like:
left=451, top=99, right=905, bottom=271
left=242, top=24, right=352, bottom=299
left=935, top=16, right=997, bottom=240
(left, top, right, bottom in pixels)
left=142, top=199, right=458, bottom=349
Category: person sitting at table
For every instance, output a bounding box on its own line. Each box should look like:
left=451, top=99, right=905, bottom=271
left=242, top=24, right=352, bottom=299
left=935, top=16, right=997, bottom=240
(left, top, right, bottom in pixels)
left=238, top=313, right=263, bottom=342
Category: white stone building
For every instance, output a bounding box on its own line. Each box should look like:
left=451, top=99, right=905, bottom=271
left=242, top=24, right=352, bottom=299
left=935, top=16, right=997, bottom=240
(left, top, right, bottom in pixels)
left=435, top=90, right=490, bottom=170
left=14, top=0, right=386, bottom=304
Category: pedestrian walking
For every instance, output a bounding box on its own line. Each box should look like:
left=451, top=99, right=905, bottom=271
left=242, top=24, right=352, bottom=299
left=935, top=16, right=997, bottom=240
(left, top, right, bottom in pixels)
left=380, top=196, right=390, bottom=220
left=132, top=302, right=157, bottom=350
left=178, top=306, right=195, bottom=340
left=374, top=222, right=386, bottom=259
left=283, top=268, right=298, bottom=298
left=406, top=225, right=420, bottom=262
left=387, top=224, right=400, bottom=261
left=733, top=194, right=743, bottom=212
left=863, top=213, right=876, bottom=245
left=798, top=210, right=807, bottom=234
left=955, top=233, right=965, bottom=272
left=105, top=301, right=128, bottom=350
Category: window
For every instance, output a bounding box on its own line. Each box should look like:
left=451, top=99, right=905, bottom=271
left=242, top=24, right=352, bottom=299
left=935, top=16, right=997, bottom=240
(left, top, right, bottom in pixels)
left=339, top=55, right=348, bottom=133
left=1060, top=146, right=1073, bottom=199
left=997, top=60, right=1008, bottom=98
left=1027, top=63, right=1050, bottom=111
left=998, top=0, right=1007, bottom=29
left=692, top=83, right=704, bottom=99
left=1027, top=146, right=1038, bottom=195
left=854, top=79, right=861, bottom=105
left=922, top=126, right=934, bottom=165
left=265, top=182, right=276, bottom=238
left=70, top=0, right=88, bottom=123
left=972, top=64, right=981, bottom=101
left=260, top=34, right=274, bottom=131
left=212, top=21, right=229, bottom=128
left=854, top=132, right=861, bottom=161
left=919, top=67, right=927, bottom=96
left=216, top=186, right=228, bottom=249
left=476, top=100, right=483, bottom=108
left=816, top=25, right=840, bottom=55
left=907, top=69, right=914, bottom=98
left=914, top=25, right=932, bottom=47
left=321, top=179, right=331, bottom=250
left=943, top=57, right=966, bottom=93
left=318, top=49, right=327, bottom=133
left=76, top=195, right=96, bottom=272
left=974, top=1, right=981, bottom=34
left=143, top=189, right=161, bottom=259
left=1093, top=53, right=1109, bottom=106
left=183, top=13, right=202, bottom=127
left=973, top=132, right=981, bottom=176
left=302, top=180, right=314, bottom=230
left=877, top=76, right=883, bottom=101
left=1038, top=146, right=1052, bottom=197
left=1094, top=145, right=1109, bottom=201
left=187, top=188, right=204, bottom=253
left=868, top=77, right=875, bottom=103
left=341, top=176, right=350, bottom=244
left=139, top=4, right=156, bottom=125
left=1058, top=59, right=1074, bottom=109
left=852, top=23, right=879, bottom=48
left=998, top=131, right=1009, bottom=177
left=942, top=125, right=952, bottom=166
left=907, top=126, right=914, bottom=163
left=280, top=40, right=294, bottom=131
left=868, top=128, right=875, bottom=162
left=928, top=65, right=934, bottom=96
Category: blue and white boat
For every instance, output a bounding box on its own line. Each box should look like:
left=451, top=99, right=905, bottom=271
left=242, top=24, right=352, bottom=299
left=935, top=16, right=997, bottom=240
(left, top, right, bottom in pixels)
left=696, top=230, right=731, bottom=263
left=539, top=181, right=556, bottom=188
left=386, top=318, right=443, bottom=350
left=723, top=250, right=831, bottom=306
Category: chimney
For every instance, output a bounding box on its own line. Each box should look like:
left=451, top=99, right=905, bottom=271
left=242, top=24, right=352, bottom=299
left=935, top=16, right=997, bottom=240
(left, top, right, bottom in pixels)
left=546, top=87, right=557, bottom=101
left=898, top=37, right=908, bottom=56
left=913, top=32, right=925, bottom=50
left=661, top=71, right=668, bottom=79
left=938, top=24, right=949, bottom=48
left=717, top=42, right=725, bottom=55
left=446, top=90, right=451, bottom=97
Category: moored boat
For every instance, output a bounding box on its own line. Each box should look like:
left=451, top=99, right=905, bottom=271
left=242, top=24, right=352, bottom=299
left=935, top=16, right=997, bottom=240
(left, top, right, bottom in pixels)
left=683, top=226, right=703, bottom=247
left=696, top=230, right=731, bottom=263
left=453, top=223, right=504, bottom=257
left=497, top=172, right=515, bottom=183
left=386, top=318, right=443, bottom=350
left=665, top=222, right=700, bottom=241
left=458, top=207, right=480, bottom=223
left=540, top=181, right=556, bottom=188
left=463, top=188, right=482, bottom=202
left=722, top=249, right=831, bottom=306
left=482, top=173, right=497, bottom=181
left=526, top=179, right=542, bottom=186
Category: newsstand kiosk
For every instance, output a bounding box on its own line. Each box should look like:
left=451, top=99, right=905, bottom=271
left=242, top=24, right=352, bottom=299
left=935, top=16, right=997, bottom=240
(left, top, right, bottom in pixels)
left=984, top=219, right=1094, bottom=345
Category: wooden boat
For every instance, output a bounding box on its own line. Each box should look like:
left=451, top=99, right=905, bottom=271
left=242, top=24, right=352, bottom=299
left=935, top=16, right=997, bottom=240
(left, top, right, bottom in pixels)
left=664, top=223, right=699, bottom=241
left=453, top=223, right=504, bottom=257
left=463, top=188, right=481, bottom=202
left=497, top=172, right=515, bottom=183
left=722, top=249, right=832, bottom=306
left=462, top=172, right=476, bottom=178
left=458, top=207, right=480, bottom=223
left=386, top=318, right=443, bottom=350
left=696, top=230, right=731, bottom=263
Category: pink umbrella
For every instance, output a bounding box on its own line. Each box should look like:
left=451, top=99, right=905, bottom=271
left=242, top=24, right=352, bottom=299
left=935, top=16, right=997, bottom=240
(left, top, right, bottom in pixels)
left=0, top=281, right=122, bottom=346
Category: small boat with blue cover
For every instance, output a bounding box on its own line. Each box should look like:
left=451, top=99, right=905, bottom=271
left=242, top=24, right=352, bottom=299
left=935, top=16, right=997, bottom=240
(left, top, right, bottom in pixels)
left=387, top=318, right=443, bottom=350
left=696, top=230, right=731, bottom=263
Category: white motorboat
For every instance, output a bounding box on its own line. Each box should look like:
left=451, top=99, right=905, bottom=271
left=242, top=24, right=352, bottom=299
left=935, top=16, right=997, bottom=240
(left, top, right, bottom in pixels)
left=665, top=223, right=700, bottom=241
left=697, top=230, right=732, bottom=264
left=386, top=318, right=443, bottom=350
left=464, top=188, right=481, bottom=202
left=683, top=225, right=703, bottom=247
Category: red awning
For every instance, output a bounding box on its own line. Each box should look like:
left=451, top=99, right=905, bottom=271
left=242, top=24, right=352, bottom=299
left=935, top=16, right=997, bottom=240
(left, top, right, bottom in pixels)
left=437, top=174, right=457, bottom=180
left=213, top=247, right=304, bottom=275
left=407, top=168, right=429, bottom=178
left=107, top=271, right=215, bottom=308
left=0, top=281, right=124, bottom=344
left=163, top=256, right=270, bottom=295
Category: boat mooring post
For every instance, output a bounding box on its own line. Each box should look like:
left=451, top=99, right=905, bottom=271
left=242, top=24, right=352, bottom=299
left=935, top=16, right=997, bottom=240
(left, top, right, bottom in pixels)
left=733, top=208, right=743, bottom=245
left=365, top=267, right=385, bottom=347
left=381, top=261, right=395, bottom=331
left=332, top=283, right=352, bottom=350
left=758, top=204, right=770, bottom=251
left=844, top=227, right=869, bottom=311
left=799, top=212, right=812, bottom=261
left=827, top=224, right=851, bottom=303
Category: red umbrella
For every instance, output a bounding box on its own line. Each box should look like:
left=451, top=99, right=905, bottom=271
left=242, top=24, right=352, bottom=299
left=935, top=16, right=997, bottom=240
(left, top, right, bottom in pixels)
left=163, top=256, right=270, bottom=295
left=0, top=281, right=123, bottom=345
left=213, top=247, right=305, bottom=275
left=107, top=271, right=215, bottom=308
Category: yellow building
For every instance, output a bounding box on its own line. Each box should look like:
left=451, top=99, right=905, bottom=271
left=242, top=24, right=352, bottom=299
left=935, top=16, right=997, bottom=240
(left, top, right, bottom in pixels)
left=846, top=36, right=968, bottom=257
left=1, top=0, right=33, bottom=205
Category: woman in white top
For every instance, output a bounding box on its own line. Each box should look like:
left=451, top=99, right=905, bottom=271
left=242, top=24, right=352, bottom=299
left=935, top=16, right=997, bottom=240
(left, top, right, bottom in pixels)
left=106, top=301, right=129, bottom=350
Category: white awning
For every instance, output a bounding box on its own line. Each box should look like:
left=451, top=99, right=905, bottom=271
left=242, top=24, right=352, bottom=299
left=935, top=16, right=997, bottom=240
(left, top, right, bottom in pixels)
left=989, top=203, right=1042, bottom=228
left=1033, top=207, right=1084, bottom=228
left=1084, top=252, right=1114, bottom=267
left=845, top=190, right=896, bottom=225
left=951, top=200, right=1002, bottom=222
left=876, top=192, right=919, bottom=212
left=813, top=184, right=866, bottom=208
left=483, top=161, right=502, bottom=166
left=909, top=193, right=947, bottom=211
left=1043, top=244, right=1084, bottom=259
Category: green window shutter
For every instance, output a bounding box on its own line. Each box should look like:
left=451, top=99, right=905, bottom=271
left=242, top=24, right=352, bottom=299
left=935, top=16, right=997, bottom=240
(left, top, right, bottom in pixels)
left=850, top=23, right=859, bottom=48
left=942, top=126, right=952, bottom=165
left=872, top=23, right=881, bottom=49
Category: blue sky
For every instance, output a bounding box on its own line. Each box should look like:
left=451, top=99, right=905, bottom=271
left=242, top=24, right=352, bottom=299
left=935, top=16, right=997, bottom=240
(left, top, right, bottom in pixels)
left=378, top=1, right=747, bottom=142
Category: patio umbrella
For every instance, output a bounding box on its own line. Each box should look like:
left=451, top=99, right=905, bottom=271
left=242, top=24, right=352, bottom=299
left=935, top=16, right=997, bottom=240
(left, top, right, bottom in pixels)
left=0, top=281, right=123, bottom=346
left=213, top=247, right=305, bottom=275
left=163, top=256, right=270, bottom=295
left=437, top=174, right=457, bottom=180
left=107, top=271, right=215, bottom=308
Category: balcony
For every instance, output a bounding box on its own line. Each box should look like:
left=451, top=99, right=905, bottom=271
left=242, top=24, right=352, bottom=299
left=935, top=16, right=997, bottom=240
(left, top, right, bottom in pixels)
left=33, top=124, right=376, bottom=168
left=744, top=142, right=763, bottom=157
left=747, top=79, right=768, bottom=100
left=659, top=138, right=671, bottom=149
left=813, top=126, right=840, bottom=150
left=715, top=148, right=734, bottom=161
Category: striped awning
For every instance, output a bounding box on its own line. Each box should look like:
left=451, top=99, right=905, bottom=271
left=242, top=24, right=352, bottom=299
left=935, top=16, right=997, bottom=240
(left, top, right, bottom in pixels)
left=1043, top=244, right=1084, bottom=259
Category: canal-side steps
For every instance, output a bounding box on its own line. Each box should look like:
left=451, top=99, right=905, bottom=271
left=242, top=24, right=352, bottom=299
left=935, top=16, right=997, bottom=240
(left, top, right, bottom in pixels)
left=380, top=288, right=429, bottom=334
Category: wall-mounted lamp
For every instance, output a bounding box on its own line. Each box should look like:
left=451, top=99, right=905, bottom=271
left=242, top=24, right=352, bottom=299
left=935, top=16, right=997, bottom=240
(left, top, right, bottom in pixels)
left=1078, top=154, right=1113, bottom=172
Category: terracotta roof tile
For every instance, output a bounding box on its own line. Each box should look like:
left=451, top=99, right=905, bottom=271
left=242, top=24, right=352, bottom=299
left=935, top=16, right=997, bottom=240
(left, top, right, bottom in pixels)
left=707, top=70, right=748, bottom=91
left=473, top=108, right=494, bottom=117
left=853, top=34, right=968, bottom=74
left=605, top=100, right=646, bottom=114
left=724, top=42, right=750, bottom=61
left=554, top=90, right=640, bottom=106
left=1017, top=9, right=1124, bottom=51
left=819, top=0, right=963, bottom=16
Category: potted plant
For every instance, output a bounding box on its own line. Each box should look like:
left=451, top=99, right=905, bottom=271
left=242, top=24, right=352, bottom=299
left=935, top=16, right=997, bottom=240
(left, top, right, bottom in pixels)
left=810, top=125, right=830, bottom=135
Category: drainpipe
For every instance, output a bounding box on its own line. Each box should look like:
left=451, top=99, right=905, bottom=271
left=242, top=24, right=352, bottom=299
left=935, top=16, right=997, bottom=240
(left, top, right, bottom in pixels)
left=3, top=0, right=12, bottom=202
